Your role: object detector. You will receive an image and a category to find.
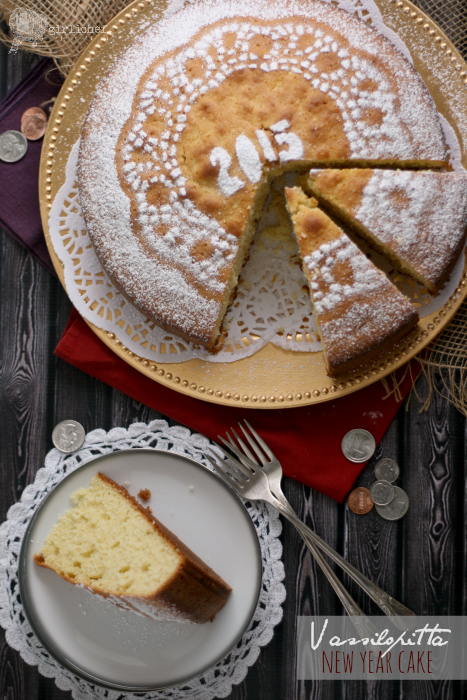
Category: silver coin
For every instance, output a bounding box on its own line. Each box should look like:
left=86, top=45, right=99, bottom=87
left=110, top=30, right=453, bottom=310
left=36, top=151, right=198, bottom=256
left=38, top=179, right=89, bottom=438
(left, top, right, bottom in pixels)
left=374, top=458, right=400, bottom=483
left=0, top=130, right=28, bottom=163
left=341, top=429, right=376, bottom=463
left=375, top=486, right=409, bottom=521
left=52, top=420, right=85, bottom=453
left=369, top=480, right=395, bottom=506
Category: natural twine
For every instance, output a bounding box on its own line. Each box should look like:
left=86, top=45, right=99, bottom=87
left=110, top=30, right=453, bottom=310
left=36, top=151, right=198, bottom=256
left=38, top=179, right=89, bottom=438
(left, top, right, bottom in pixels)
left=1, top=0, right=467, bottom=412
left=417, top=301, right=467, bottom=415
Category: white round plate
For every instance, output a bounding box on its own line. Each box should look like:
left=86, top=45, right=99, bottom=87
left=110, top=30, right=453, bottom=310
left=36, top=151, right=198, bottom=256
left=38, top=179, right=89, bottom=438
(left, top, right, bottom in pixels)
left=19, top=449, right=262, bottom=691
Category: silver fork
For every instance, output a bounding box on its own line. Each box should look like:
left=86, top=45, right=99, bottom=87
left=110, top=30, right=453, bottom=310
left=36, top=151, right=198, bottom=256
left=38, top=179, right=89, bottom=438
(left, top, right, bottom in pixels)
left=205, top=420, right=416, bottom=632
left=205, top=444, right=378, bottom=639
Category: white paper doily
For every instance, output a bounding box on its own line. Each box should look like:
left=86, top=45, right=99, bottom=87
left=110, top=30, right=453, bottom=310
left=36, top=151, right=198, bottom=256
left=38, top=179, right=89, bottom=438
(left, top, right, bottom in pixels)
left=48, top=0, right=467, bottom=366
left=0, top=420, right=285, bottom=700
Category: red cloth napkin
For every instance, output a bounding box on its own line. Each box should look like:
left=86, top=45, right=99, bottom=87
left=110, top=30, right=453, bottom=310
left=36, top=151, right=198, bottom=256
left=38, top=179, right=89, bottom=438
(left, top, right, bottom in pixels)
left=55, top=308, right=418, bottom=502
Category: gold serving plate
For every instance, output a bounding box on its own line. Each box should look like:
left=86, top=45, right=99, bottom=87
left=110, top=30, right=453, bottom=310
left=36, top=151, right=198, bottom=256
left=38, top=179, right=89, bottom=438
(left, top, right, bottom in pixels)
left=40, top=0, right=467, bottom=409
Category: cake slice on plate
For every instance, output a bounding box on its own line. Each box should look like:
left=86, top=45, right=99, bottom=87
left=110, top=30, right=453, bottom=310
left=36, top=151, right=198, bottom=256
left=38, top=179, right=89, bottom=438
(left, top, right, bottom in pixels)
left=307, top=169, right=467, bottom=294
left=34, top=473, right=231, bottom=624
left=284, top=187, right=419, bottom=376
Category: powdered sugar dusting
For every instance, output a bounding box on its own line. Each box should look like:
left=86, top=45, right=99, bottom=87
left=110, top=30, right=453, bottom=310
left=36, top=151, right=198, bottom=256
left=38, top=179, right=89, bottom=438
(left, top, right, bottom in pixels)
left=321, top=298, right=414, bottom=365
left=355, top=170, right=467, bottom=287
left=78, top=0, right=445, bottom=344
left=107, top=591, right=196, bottom=624
left=305, top=235, right=395, bottom=314
left=304, top=234, right=417, bottom=365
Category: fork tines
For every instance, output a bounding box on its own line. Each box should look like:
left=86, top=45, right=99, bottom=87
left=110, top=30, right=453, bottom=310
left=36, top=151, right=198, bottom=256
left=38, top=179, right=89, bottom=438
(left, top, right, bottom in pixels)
left=205, top=442, right=253, bottom=490
left=204, top=453, right=239, bottom=486
left=241, top=420, right=275, bottom=461
left=219, top=434, right=256, bottom=471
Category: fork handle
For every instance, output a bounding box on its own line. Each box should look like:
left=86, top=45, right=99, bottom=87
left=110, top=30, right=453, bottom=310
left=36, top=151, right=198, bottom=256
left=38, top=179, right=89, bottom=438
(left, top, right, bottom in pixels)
left=297, top=534, right=377, bottom=632
left=276, top=508, right=378, bottom=638
left=274, top=498, right=415, bottom=626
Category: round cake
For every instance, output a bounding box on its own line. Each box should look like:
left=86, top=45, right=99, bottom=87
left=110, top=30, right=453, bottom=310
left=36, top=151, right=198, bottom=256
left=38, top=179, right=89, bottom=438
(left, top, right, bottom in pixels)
left=78, top=0, right=447, bottom=349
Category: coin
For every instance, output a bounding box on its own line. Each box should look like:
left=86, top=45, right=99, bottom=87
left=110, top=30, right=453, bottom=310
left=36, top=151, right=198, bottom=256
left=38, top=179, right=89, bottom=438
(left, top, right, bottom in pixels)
left=52, top=420, right=86, bottom=453
left=341, top=429, right=376, bottom=463
left=21, top=106, right=47, bottom=124
left=348, top=487, right=374, bottom=515
left=369, top=480, right=395, bottom=506
left=21, top=114, right=47, bottom=141
left=375, top=486, right=409, bottom=521
left=374, top=458, right=400, bottom=483
left=0, top=130, right=28, bottom=163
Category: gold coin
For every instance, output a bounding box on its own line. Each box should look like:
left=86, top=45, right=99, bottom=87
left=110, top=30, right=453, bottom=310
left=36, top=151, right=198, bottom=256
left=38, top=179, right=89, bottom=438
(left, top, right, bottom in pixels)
left=21, top=114, right=47, bottom=141
left=348, top=487, right=374, bottom=515
left=21, top=107, right=47, bottom=124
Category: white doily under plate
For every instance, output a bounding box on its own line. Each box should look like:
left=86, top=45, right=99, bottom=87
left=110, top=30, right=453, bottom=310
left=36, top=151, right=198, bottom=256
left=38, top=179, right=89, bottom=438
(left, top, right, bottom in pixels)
left=47, top=0, right=467, bottom=367
left=0, top=420, right=285, bottom=700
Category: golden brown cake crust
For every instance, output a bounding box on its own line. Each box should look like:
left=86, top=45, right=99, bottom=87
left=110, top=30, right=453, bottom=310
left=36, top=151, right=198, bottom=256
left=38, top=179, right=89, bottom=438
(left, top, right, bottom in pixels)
left=78, top=0, right=446, bottom=348
left=34, top=473, right=231, bottom=624
left=284, top=187, right=419, bottom=375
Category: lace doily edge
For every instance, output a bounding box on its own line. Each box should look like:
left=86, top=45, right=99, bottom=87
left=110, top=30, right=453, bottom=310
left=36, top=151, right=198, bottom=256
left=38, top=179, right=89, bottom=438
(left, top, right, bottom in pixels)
left=0, top=419, right=286, bottom=700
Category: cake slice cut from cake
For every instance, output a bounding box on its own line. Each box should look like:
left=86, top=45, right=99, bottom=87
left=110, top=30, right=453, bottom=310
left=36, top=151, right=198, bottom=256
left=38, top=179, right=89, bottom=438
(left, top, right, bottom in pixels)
left=284, top=187, right=419, bottom=376
left=34, top=473, right=231, bottom=624
left=307, top=169, right=467, bottom=294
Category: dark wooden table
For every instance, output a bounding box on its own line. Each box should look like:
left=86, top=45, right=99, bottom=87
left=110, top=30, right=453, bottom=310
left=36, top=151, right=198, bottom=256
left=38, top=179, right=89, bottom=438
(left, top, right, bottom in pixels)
left=1, top=2, right=467, bottom=697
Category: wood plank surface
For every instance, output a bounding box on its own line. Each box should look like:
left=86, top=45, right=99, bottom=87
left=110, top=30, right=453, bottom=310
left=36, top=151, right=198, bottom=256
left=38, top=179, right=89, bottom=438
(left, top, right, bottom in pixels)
left=1, top=3, right=466, bottom=698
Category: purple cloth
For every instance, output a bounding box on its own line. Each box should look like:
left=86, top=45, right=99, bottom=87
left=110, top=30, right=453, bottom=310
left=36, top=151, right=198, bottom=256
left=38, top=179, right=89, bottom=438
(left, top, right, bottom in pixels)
left=0, top=58, right=63, bottom=275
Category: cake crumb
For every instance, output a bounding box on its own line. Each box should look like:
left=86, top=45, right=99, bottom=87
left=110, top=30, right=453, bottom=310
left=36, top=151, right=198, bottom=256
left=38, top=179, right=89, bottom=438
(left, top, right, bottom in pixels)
left=71, top=487, right=86, bottom=504
left=124, top=481, right=130, bottom=487
left=138, top=488, right=151, bottom=501
left=189, top=485, right=194, bottom=492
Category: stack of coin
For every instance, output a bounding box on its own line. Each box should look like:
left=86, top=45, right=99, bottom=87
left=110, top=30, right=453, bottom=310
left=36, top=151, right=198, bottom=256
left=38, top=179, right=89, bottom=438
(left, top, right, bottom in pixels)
left=346, top=452, right=409, bottom=520
left=370, top=458, right=408, bottom=520
left=21, top=107, right=47, bottom=141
